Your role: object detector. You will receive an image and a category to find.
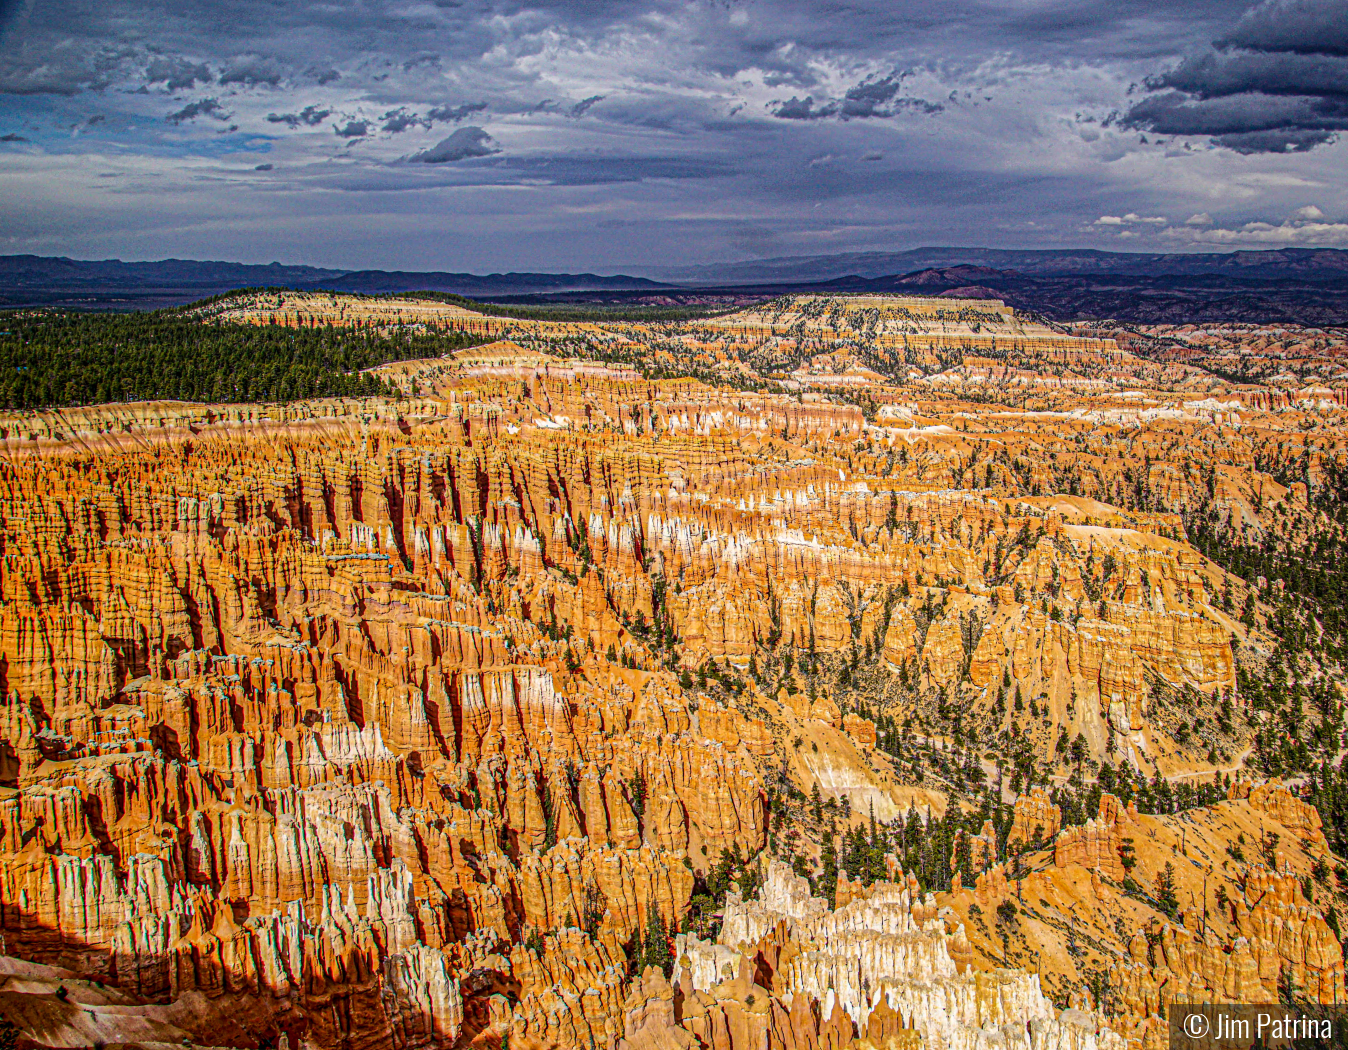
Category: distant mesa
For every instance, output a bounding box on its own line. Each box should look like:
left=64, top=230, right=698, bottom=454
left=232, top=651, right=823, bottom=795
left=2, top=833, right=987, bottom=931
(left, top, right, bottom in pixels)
left=935, top=284, right=1002, bottom=299
left=317, top=269, right=666, bottom=296
left=659, top=245, right=1348, bottom=284
left=896, top=264, right=1010, bottom=286
left=0, top=254, right=668, bottom=307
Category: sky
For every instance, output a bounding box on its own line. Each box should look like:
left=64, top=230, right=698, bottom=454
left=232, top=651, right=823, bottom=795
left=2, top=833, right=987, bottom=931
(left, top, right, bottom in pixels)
left=0, top=0, right=1346, bottom=274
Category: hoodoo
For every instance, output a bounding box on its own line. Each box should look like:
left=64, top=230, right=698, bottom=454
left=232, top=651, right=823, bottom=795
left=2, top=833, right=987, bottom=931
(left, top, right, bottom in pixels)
left=0, top=292, right=1347, bottom=1049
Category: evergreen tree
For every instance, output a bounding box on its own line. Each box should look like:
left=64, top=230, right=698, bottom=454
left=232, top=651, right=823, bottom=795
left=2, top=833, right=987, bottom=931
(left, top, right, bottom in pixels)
left=0, top=303, right=492, bottom=409
left=1155, top=862, right=1179, bottom=919
left=819, top=828, right=838, bottom=908
left=641, top=905, right=672, bottom=977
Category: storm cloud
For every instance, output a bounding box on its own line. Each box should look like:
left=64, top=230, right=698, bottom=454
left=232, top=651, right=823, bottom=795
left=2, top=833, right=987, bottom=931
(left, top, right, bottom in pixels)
left=0, top=0, right=1344, bottom=269
left=1222, top=0, right=1348, bottom=55
left=1126, top=0, right=1348, bottom=152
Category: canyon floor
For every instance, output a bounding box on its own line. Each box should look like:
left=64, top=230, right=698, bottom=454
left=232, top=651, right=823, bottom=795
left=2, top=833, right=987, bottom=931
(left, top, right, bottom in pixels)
left=1, top=291, right=1347, bottom=1050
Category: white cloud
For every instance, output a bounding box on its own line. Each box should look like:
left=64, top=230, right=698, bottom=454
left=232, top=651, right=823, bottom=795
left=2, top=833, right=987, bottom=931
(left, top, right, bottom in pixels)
left=1185, top=212, right=1212, bottom=225
left=1295, top=205, right=1325, bottom=219
left=1096, top=212, right=1167, bottom=227
left=1164, top=219, right=1348, bottom=246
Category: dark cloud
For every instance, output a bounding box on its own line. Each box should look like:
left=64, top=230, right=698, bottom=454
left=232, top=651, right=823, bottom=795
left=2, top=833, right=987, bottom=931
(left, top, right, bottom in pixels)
left=499, top=153, right=732, bottom=185
left=334, top=119, right=371, bottom=138
left=1127, top=0, right=1348, bottom=150
left=426, top=102, right=487, bottom=123
left=311, top=149, right=733, bottom=193
left=900, top=97, right=944, bottom=114
left=1155, top=50, right=1348, bottom=99
left=254, top=162, right=273, bottom=170
left=145, top=55, right=212, bottom=91
left=840, top=74, right=903, bottom=117
left=770, top=76, right=943, bottom=120
left=342, top=152, right=733, bottom=190
left=1212, top=126, right=1337, bottom=150
left=1124, top=90, right=1345, bottom=151
left=219, top=54, right=285, bottom=87
left=166, top=97, right=229, bottom=124
left=569, top=95, right=604, bottom=117
left=0, top=53, right=110, bottom=95
left=267, top=105, right=331, bottom=128
left=0, top=0, right=1228, bottom=107
left=381, top=107, right=427, bottom=133
left=1221, top=0, right=1348, bottom=56
left=412, top=125, right=500, bottom=162
left=0, top=132, right=27, bottom=141
left=771, top=96, right=837, bottom=120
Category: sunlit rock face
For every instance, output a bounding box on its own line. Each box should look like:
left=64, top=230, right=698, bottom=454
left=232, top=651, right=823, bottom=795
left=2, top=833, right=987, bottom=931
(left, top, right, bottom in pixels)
left=665, top=861, right=1121, bottom=1050
left=0, top=396, right=772, bottom=1048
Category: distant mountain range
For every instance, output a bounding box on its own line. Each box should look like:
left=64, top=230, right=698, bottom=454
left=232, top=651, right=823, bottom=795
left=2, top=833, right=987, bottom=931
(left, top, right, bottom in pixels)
left=558, top=258, right=1348, bottom=325
left=0, top=255, right=665, bottom=308
left=316, top=269, right=666, bottom=296
left=658, top=246, right=1348, bottom=285
left=801, top=264, right=1348, bottom=326
left=4, top=249, right=1348, bottom=324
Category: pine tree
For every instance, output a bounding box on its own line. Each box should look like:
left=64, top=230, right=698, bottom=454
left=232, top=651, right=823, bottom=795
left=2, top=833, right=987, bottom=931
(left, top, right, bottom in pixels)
left=641, top=905, right=671, bottom=977
left=820, top=828, right=838, bottom=908
left=1155, top=862, right=1179, bottom=918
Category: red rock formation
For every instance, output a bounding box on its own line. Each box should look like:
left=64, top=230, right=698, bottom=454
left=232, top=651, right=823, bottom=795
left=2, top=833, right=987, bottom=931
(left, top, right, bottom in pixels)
left=1009, top=788, right=1061, bottom=850
left=841, top=713, right=877, bottom=749
left=0, top=411, right=777, bottom=1050
left=1054, top=795, right=1130, bottom=879
left=1230, top=780, right=1330, bottom=853
left=1, top=292, right=1337, bottom=1050
left=951, top=821, right=998, bottom=875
